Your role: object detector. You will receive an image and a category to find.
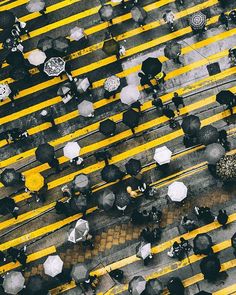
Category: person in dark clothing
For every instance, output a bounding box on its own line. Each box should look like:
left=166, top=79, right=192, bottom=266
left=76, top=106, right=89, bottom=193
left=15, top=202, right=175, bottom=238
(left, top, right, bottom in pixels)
left=138, top=181, right=156, bottom=198
left=180, top=237, right=192, bottom=253
left=138, top=72, right=157, bottom=93
left=149, top=206, right=162, bottom=223
left=104, top=89, right=117, bottom=99
left=48, top=157, right=61, bottom=173
left=140, top=227, right=153, bottom=243
left=55, top=268, right=72, bottom=284
left=218, top=0, right=227, bottom=8
left=152, top=227, right=162, bottom=242
left=183, top=134, right=198, bottom=148
left=55, top=200, right=70, bottom=216
left=152, top=94, right=163, bottom=112
left=142, top=210, right=150, bottom=223
left=219, top=12, right=229, bottom=30
left=0, top=251, right=6, bottom=263
left=180, top=215, right=197, bottom=232
left=109, top=269, right=124, bottom=282
left=7, top=247, right=27, bottom=269
left=195, top=206, right=215, bottom=224
left=131, top=101, right=142, bottom=113
left=80, top=275, right=98, bottom=294
left=0, top=197, right=19, bottom=219
left=162, top=105, right=177, bottom=129
left=34, top=183, right=48, bottom=203
left=131, top=209, right=144, bottom=225
left=217, top=209, right=228, bottom=229
left=218, top=129, right=230, bottom=151
left=172, top=92, right=185, bottom=115
left=40, top=108, right=56, bottom=127
left=94, top=150, right=112, bottom=165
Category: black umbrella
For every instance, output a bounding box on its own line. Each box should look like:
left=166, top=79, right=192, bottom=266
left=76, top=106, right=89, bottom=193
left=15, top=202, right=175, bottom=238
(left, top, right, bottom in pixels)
left=69, top=195, right=87, bottom=213
left=0, top=29, right=11, bottom=43
left=181, top=115, right=201, bottom=135
left=231, top=233, right=236, bottom=248
left=26, top=275, right=46, bottom=294
left=6, top=51, right=25, bottom=66
left=115, top=190, right=130, bottom=208
left=101, top=164, right=123, bottom=183
left=0, top=11, right=15, bottom=29
left=97, top=189, right=115, bottom=211
left=53, top=37, right=70, bottom=53
left=198, top=125, right=219, bottom=146
left=99, top=119, right=116, bottom=136
left=141, top=57, right=162, bottom=77
left=200, top=255, right=221, bottom=279
left=122, top=109, right=140, bottom=128
left=128, top=276, right=146, bottom=295
left=125, top=158, right=141, bottom=176
left=37, top=36, right=53, bottom=52
left=1, top=168, right=21, bottom=187
left=195, top=291, right=212, bottom=295
left=9, top=67, right=28, bottom=81
left=216, top=90, right=235, bottom=105
left=145, top=279, right=163, bottom=295
left=102, top=39, right=119, bottom=56
left=35, top=143, right=55, bottom=163
left=167, top=277, right=185, bottom=295
left=193, top=233, right=213, bottom=255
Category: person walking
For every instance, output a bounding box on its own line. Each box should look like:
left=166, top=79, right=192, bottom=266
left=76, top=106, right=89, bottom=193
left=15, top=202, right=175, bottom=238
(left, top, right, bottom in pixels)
left=219, top=12, right=229, bottom=30
left=217, top=209, right=228, bottom=229
left=40, top=108, right=56, bottom=128
left=172, top=92, right=185, bottom=115
left=180, top=215, right=196, bottom=232
left=0, top=197, right=19, bottom=219
left=162, top=105, right=177, bottom=129
left=131, top=209, right=144, bottom=225
left=48, top=157, right=61, bottom=173
left=218, top=129, right=230, bottom=151
left=140, top=227, right=153, bottom=243
left=126, top=186, right=138, bottom=198
left=163, top=10, right=175, bottom=31
left=195, top=206, right=215, bottom=224
left=7, top=246, right=27, bottom=269
left=138, top=72, right=157, bottom=93
left=149, top=206, right=162, bottom=223
left=180, top=237, right=192, bottom=253
left=94, top=150, right=112, bottom=165
left=152, top=94, right=163, bottom=112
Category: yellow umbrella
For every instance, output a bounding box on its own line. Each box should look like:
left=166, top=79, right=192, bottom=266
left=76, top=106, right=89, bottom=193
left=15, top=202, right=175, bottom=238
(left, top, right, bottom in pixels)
left=25, top=173, right=44, bottom=192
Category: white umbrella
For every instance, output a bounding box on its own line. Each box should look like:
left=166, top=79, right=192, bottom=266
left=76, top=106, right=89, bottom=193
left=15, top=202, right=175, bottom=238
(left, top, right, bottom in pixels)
left=3, top=271, right=25, bottom=295
left=120, top=85, right=140, bottom=105
left=78, top=100, right=94, bottom=117
left=63, top=142, right=81, bottom=160
left=154, top=146, right=172, bottom=165
left=43, top=255, right=64, bottom=277
left=75, top=77, right=90, bottom=93
left=136, top=242, right=151, bottom=259
left=28, top=49, right=46, bottom=66
left=26, top=0, right=45, bottom=12
left=70, top=26, right=85, bottom=41
left=68, top=219, right=89, bottom=243
left=0, top=83, right=11, bottom=100
left=168, top=181, right=188, bottom=202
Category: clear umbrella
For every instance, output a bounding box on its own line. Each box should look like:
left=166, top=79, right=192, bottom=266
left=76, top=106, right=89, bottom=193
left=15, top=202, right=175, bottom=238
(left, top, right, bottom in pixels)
left=154, top=146, right=172, bottom=165
left=3, top=271, right=25, bottom=295
left=131, top=6, right=147, bottom=23
left=68, top=219, right=89, bottom=243
left=73, top=173, right=90, bottom=193
left=0, top=83, right=11, bottom=100
left=63, top=142, right=81, bottom=160
left=43, top=255, right=64, bottom=277
left=99, top=4, right=113, bottom=21
left=136, top=242, right=151, bottom=259
left=53, top=37, right=70, bottom=53
left=37, top=36, right=53, bottom=52
left=129, top=276, right=146, bottom=295
left=26, top=0, right=45, bottom=12
left=104, top=75, right=120, bottom=92
left=168, top=181, right=187, bottom=202
left=71, top=263, right=90, bottom=283
left=98, top=189, right=115, bottom=211
left=120, top=85, right=140, bottom=105
left=44, top=57, right=66, bottom=77
left=57, top=82, right=72, bottom=96
left=70, top=27, right=85, bottom=41
left=78, top=100, right=94, bottom=117
left=145, top=279, right=163, bottom=295
left=28, top=49, right=47, bottom=66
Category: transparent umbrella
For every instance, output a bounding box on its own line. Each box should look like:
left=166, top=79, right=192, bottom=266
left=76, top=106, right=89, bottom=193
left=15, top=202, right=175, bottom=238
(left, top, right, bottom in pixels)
left=63, top=142, right=81, bottom=160
left=0, top=83, right=11, bottom=100
left=131, top=6, right=147, bottom=23
left=73, top=174, right=90, bottom=193
left=43, top=255, right=64, bottom=277
left=145, top=279, right=163, bottom=295
left=129, top=276, right=146, bottom=295
left=78, top=100, right=94, bottom=117
left=120, top=85, right=140, bottom=105
left=37, top=36, right=53, bottom=52
left=57, top=82, right=72, bottom=96
left=53, top=37, right=70, bottom=53
left=70, top=26, right=85, bottom=41
left=28, top=49, right=47, bottom=66
left=71, top=263, right=90, bottom=283
left=98, top=189, right=115, bottom=211
left=26, top=0, right=45, bottom=12
left=136, top=242, right=151, bottom=259
left=3, top=271, right=25, bottom=295
left=99, top=4, right=113, bottom=21
left=68, top=219, right=89, bottom=243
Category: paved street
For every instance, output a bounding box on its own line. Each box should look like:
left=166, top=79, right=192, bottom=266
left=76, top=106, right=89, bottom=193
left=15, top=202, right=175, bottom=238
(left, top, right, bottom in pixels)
left=0, top=0, right=236, bottom=294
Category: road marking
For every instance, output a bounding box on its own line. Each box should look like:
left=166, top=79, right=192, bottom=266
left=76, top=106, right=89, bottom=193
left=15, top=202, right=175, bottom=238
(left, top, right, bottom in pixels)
left=213, top=283, right=236, bottom=295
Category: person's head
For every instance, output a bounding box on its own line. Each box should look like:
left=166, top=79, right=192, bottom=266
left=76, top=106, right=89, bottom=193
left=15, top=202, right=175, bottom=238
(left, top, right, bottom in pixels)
left=173, top=241, right=179, bottom=247
left=220, top=12, right=225, bottom=17
left=180, top=237, right=185, bottom=242
left=138, top=72, right=145, bottom=78
left=126, top=186, right=132, bottom=193
left=143, top=210, right=147, bottom=215
left=153, top=93, right=158, bottom=99
left=174, top=92, right=178, bottom=97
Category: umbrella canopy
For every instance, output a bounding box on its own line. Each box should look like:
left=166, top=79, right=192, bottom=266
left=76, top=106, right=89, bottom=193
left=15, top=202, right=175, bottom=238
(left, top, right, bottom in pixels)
left=0, top=11, right=15, bottom=29
left=63, top=142, right=81, bottom=160
left=115, top=190, right=130, bottom=208
left=70, top=26, right=85, bottom=41
left=154, top=146, right=172, bottom=165
left=69, top=194, right=87, bottom=213
left=168, top=181, right=187, bottom=202
left=181, top=115, right=201, bottom=135
left=71, top=263, right=89, bottom=283
left=53, top=37, right=70, bottom=53
left=73, top=174, right=90, bottom=193
left=167, top=277, right=184, bottom=294
left=28, top=49, right=46, bottom=66
left=131, top=5, right=147, bottom=23
left=129, top=276, right=146, bottom=295
left=26, top=0, right=45, bottom=12
left=141, top=57, right=162, bottom=77
left=6, top=51, right=25, bottom=66
left=74, top=77, right=90, bottom=93
left=44, top=57, right=66, bottom=77
left=190, top=11, right=207, bottom=30
left=198, top=125, right=219, bottom=146
left=37, top=36, right=53, bottom=52
left=1, top=168, right=21, bottom=187
left=99, top=4, right=113, bottom=21
left=205, top=143, right=225, bottom=164
left=195, top=292, right=212, bottom=295
left=63, top=287, right=83, bottom=295
left=78, top=100, right=94, bottom=117
left=145, top=279, right=163, bottom=295
left=216, top=90, right=235, bottom=105
left=99, top=119, right=116, bottom=136
left=200, top=255, right=221, bottom=278
left=193, top=233, right=213, bottom=255
left=164, top=41, right=181, bottom=60
left=0, top=83, right=11, bottom=100
left=136, top=242, right=151, bottom=259
left=68, top=219, right=89, bottom=243
left=122, top=109, right=140, bottom=128
left=101, top=164, right=123, bottom=183
left=120, top=85, right=140, bottom=105
left=25, top=173, right=44, bottom=192
left=216, top=155, right=236, bottom=181
left=98, top=189, right=115, bottom=211
left=9, top=67, right=28, bottom=81
left=3, top=271, right=25, bottom=295
left=125, top=158, right=141, bottom=176
left=104, top=75, right=120, bottom=92
left=231, top=232, right=236, bottom=248
left=35, top=143, right=55, bottom=163
left=43, top=255, right=64, bottom=277
left=102, top=39, right=119, bottom=56
left=26, top=275, right=44, bottom=294
left=57, top=82, right=72, bottom=96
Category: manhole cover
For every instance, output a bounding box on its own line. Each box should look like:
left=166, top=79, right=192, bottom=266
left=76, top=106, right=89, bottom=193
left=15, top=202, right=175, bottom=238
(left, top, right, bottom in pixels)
left=207, top=62, right=221, bottom=76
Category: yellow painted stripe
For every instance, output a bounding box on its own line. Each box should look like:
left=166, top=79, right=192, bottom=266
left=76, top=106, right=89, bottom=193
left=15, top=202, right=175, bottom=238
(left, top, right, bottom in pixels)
left=0, top=0, right=28, bottom=11
left=213, top=284, right=236, bottom=295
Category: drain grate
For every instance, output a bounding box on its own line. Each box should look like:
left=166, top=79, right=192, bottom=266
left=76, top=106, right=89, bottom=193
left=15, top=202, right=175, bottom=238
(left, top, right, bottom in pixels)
left=207, top=62, right=221, bottom=76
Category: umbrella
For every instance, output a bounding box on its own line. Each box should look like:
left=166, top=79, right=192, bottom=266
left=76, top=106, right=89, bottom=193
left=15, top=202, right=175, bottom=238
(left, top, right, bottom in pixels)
left=9, top=67, right=28, bottom=81
left=99, top=4, right=113, bottom=21
left=168, top=181, right=187, bottom=202
left=129, top=276, right=146, bottom=295
left=71, top=263, right=89, bottom=283
left=205, top=143, right=225, bottom=164
left=69, top=194, right=87, bottom=212
left=37, top=36, right=53, bottom=52
left=35, top=143, right=55, bottom=163
left=104, top=75, right=120, bottom=92
left=26, top=275, right=44, bottom=294
left=57, top=82, right=72, bottom=96
left=28, top=49, right=47, bottom=66
left=154, top=146, right=172, bottom=165
left=1, top=168, right=21, bottom=187
left=73, top=174, right=90, bottom=193
left=195, top=292, right=212, bottom=295
left=193, top=233, right=213, bottom=255
left=141, top=57, right=162, bottom=77
left=25, top=173, right=44, bottom=192
left=190, top=11, right=207, bottom=30
left=131, top=5, right=147, bottom=23
left=0, top=83, right=11, bottom=100
left=68, top=219, right=89, bottom=243
left=53, top=37, right=70, bottom=53
left=120, top=85, right=140, bottom=105
left=102, top=39, right=119, bottom=56
left=44, top=56, right=66, bottom=77
left=167, top=277, right=184, bottom=294
left=78, top=100, right=94, bottom=117
left=3, top=271, right=25, bottom=295
left=74, top=77, right=90, bottom=93
left=216, top=90, right=235, bottom=105
left=0, top=11, right=15, bottom=29
left=63, top=142, right=81, bottom=160
left=181, top=115, right=201, bottom=135
left=98, top=189, right=115, bottom=211
left=122, top=109, right=140, bottom=128
left=231, top=232, right=236, bottom=248
left=125, top=158, right=141, bottom=176
left=216, top=155, right=236, bottom=181
left=198, top=125, right=219, bottom=146
left=99, top=119, right=116, bottom=136
left=101, top=164, right=123, bottom=183
left=43, top=255, right=64, bottom=277
left=136, top=242, right=151, bottom=259
left=115, top=190, right=130, bottom=208
left=26, top=0, right=45, bottom=12
left=6, top=51, right=25, bottom=66
left=145, top=279, right=163, bottom=295
left=70, top=26, right=85, bottom=41
left=164, top=41, right=182, bottom=60
left=200, top=255, right=221, bottom=278
left=63, top=287, right=83, bottom=295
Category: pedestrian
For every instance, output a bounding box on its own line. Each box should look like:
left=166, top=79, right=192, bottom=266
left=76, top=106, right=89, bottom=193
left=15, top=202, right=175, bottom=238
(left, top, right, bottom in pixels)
left=109, top=269, right=124, bottom=282
left=219, top=12, right=229, bottom=30
left=180, top=237, right=192, bottom=253
left=116, top=44, right=126, bottom=60
left=13, top=18, right=30, bottom=38
left=140, top=227, right=153, bottom=243
left=142, top=210, right=150, bottom=224
left=149, top=206, right=162, bottom=223
left=195, top=206, right=215, bottom=224
left=126, top=186, right=138, bottom=198
left=228, top=48, right=236, bottom=66
left=94, top=150, right=112, bottom=165
left=163, top=10, right=175, bottom=31
left=152, top=94, right=163, bottom=112
left=172, top=92, right=185, bottom=115
left=80, top=274, right=99, bottom=294
left=7, top=246, right=27, bottom=269
left=131, top=100, right=142, bottom=113
left=40, top=108, right=56, bottom=128
left=131, top=209, right=144, bottom=225
left=162, top=105, right=177, bottom=129
left=229, top=10, right=236, bottom=24
left=180, top=215, right=196, bottom=232
left=183, top=134, right=198, bottom=148
left=55, top=200, right=70, bottom=217
left=138, top=182, right=157, bottom=198
left=217, top=209, right=228, bottom=229
left=154, top=71, right=166, bottom=91
left=70, top=156, right=84, bottom=167
left=82, top=233, right=94, bottom=251
left=48, top=157, right=61, bottom=173
left=0, top=251, right=7, bottom=263
left=152, top=227, right=162, bottom=242
left=7, top=84, right=20, bottom=107
left=168, top=241, right=182, bottom=259
left=0, top=197, right=19, bottom=219
left=138, top=72, right=157, bottom=93
left=35, top=183, right=48, bottom=203
left=218, top=129, right=230, bottom=151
